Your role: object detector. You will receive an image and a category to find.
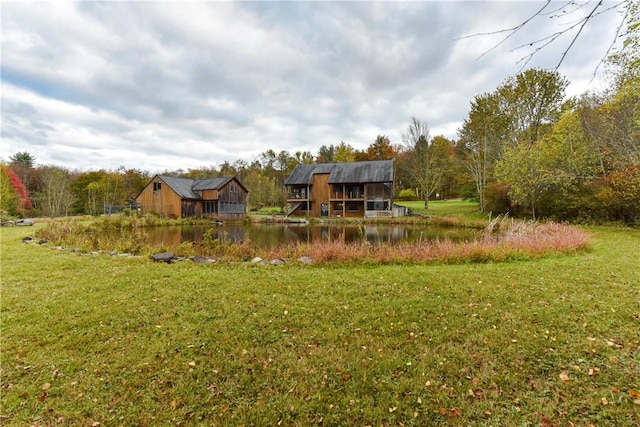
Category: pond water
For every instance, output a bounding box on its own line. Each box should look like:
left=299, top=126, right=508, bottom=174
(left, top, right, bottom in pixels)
left=112, top=222, right=479, bottom=249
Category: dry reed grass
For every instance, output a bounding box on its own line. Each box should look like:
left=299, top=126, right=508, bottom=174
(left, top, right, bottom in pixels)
left=264, top=217, right=590, bottom=264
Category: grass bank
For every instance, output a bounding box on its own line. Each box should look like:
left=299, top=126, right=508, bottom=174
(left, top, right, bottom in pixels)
left=1, top=221, right=639, bottom=425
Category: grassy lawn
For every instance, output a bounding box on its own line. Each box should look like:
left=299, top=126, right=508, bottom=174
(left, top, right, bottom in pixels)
left=2, top=211, right=639, bottom=425
left=395, top=200, right=487, bottom=224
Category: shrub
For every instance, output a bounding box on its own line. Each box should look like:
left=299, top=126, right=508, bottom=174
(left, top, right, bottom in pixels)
left=483, top=181, right=514, bottom=215
left=397, top=188, right=417, bottom=200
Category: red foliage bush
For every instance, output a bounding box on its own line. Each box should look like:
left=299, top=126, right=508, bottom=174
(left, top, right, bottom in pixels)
left=4, top=167, right=32, bottom=211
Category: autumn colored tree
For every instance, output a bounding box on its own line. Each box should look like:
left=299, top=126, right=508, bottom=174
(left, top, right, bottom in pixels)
left=460, top=69, right=569, bottom=216
left=316, top=145, right=336, bottom=163
left=361, top=135, right=401, bottom=161
left=596, top=164, right=640, bottom=223
left=331, top=142, right=355, bottom=163
left=9, top=151, right=37, bottom=195
left=458, top=92, right=508, bottom=212
left=3, top=165, right=32, bottom=213
left=497, top=69, right=570, bottom=147
left=429, top=135, right=459, bottom=200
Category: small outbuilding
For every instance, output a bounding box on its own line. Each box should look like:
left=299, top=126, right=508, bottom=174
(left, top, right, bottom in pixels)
left=136, top=175, right=248, bottom=219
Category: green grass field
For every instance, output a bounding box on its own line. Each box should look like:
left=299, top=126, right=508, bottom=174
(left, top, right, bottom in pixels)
left=396, top=200, right=487, bottom=222
left=2, top=205, right=639, bottom=425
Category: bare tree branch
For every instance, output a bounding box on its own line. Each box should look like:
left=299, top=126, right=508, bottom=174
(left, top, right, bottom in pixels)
left=456, top=0, right=553, bottom=61
left=458, top=0, right=628, bottom=76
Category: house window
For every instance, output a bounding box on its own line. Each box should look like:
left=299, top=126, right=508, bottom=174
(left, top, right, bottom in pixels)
left=203, top=201, right=217, bottom=214
left=347, top=185, right=361, bottom=199
left=230, top=183, right=237, bottom=193
left=367, top=200, right=389, bottom=210
left=347, top=202, right=360, bottom=212
left=153, top=182, right=162, bottom=191
left=332, top=185, right=343, bottom=198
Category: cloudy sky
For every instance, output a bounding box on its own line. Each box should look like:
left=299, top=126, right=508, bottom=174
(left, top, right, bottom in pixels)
left=1, top=1, right=624, bottom=173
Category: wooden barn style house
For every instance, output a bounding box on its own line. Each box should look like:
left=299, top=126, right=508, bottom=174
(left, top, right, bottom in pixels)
left=136, top=175, right=248, bottom=219
left=285, top=159, right=394, bottom=218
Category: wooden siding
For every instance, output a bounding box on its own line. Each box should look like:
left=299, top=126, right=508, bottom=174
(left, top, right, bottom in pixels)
left=219, top=181, right=245, bottom=219
left=201, top=189, right=219, bottom=199
left=136, top=177, right=182, bottom=218
left=312, top=173, right=330, bottom=217
left=136, top=176, right=248, bottom=219
left=285, top=160, right=394, bottom=218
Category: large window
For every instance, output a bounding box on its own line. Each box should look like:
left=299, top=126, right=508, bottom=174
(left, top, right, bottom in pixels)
left=365, top=183, right=392, bottom=199
left=347, top=202, right=361, bottom=212
left=347, top=185, right=362, bottom=199
left=221, top=201, right=245, bottom=214
left=153, top=182, right=162, bottom=191
left=203, top=201, right=217, bottom=214
left=366, top=200, right=390, bottom=210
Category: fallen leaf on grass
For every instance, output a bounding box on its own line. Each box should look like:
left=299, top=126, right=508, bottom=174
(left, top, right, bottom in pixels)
left=629, top=389, right=640, bottom=397
left=559, top=371, right=570, bottom=383
left=540, top=416, right=555, bottom=427
left=437, top=407, right=462, bottom=417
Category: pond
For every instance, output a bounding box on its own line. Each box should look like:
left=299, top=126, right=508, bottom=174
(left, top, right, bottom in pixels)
left=110, top=222, right=479, bottom=249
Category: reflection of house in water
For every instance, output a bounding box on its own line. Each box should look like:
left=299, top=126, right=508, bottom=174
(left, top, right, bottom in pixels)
left=104, top=223, right=477, bottom=249
left=362, top=225, right=409, bottom=244
left=281, top=224, right=410, bottom=245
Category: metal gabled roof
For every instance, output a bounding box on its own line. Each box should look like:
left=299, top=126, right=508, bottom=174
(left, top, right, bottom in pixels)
left=192, top=176, right=233, bottom=191
left=158, top=175, right=246, bottom=200
left=328, top=160, right=393, bottom=183
left=284, top=163, right=332, bottom=185
left=159, top=175, right=200, bottom=199
left=284, top=160, right=393, bottom=185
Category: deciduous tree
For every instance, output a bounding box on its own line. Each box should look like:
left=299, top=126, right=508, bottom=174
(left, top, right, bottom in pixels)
left=401, top=117, right=441, bottom=209
left=35, top=166, right=75, bottom=217
left=1, top=164, right=19, bottom=219
left=362, top=135, right=401, bottom=161
left=458, top=92, right=507, bottom=212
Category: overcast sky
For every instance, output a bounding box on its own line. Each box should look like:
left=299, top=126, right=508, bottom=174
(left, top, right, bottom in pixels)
left=1, top=1, right=624, bottom=173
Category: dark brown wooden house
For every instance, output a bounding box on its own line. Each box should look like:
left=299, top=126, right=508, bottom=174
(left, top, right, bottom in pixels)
left=136, top=175, right=248, bottom=219
left=284, top=160, right=394, bottom=218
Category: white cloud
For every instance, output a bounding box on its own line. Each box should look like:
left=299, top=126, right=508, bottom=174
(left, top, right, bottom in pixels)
left=1, top=1, right=625, bottom=173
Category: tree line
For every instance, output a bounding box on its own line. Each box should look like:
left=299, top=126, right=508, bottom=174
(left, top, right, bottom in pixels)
left=0, top=131, right=458, bottom=219
left=2, top=5, right=638, bottom=223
